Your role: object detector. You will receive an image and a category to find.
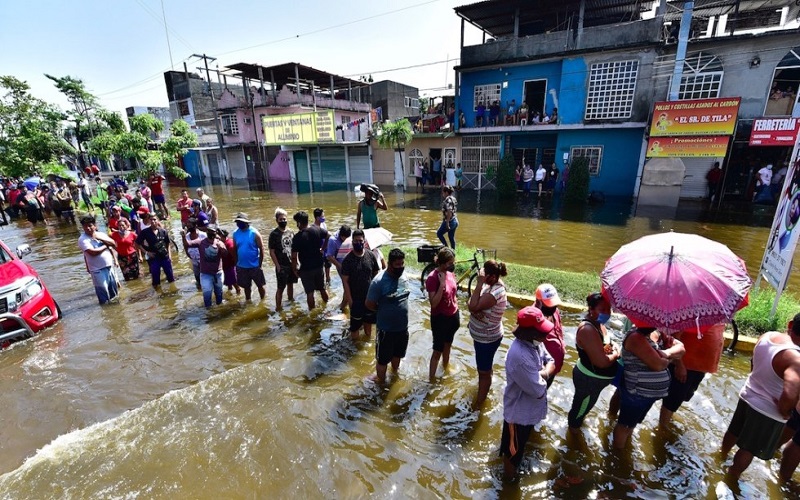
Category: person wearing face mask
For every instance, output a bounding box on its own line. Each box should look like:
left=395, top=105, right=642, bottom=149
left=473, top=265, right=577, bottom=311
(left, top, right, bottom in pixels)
left=365, top=248, right=410, bottom=384
left=341, top=229, right=380, bottom=341
left=567, top=292, right=620, bottom=433
left=468, top=259, right=509, bottom=409
left=291, top=210, right=329, bottom=310
left=426, top=246, right=459, bottom=382
left=500, top=305, right=555, bottom=480
left=356, top=186, right=387, bottom=229
left=535, top=283, right=564, bottom=388
left=232, top=212, right=266, bottom=301
left=268, top=208, right=295, bottom=310
left=658, top=322, right=726, bottom=427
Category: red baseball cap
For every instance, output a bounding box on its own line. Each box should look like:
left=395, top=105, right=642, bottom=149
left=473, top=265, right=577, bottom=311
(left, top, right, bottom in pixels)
left=513, top=305, right=554, bottom=340
left=137, top=206, right=150, bottom=214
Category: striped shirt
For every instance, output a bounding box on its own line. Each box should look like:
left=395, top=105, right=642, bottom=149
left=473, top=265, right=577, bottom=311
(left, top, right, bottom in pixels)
left=468, top=282, right=507, bottom=343
left=622, top=330, right=671, bottom=399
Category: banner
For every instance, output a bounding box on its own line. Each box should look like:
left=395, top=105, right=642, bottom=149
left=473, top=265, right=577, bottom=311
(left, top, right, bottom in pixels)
left=749, top=117, right=800, bottom=146
left=262, top=110, right=335, bottom=145
left=645, top=136, right=730, bottom=158
left=758, top=133, right=800, bottom=297
left=649, top=97, right=740, bottom=137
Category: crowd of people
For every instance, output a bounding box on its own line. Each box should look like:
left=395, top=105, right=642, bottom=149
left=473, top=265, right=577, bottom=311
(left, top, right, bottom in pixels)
left=10, top=170, right=800, bottom=486
left=516, top=161, right=564, bottom=197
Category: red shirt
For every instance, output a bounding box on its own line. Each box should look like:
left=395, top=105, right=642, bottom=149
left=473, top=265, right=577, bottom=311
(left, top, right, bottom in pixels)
left=176, top=197, right=192, bottom=223
left=90, top=164, right=100, bottom=174
left=108, top=216, right=120, bottom=231
left=222, top=237, right=236, bottom=268
left=111, top=230, right=137, bottom=256
left=149, top=177, right=164, bottom=196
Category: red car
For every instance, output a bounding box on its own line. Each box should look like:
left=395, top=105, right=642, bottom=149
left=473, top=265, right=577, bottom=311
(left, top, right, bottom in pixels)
left=0, top=241, right=60, bottom=345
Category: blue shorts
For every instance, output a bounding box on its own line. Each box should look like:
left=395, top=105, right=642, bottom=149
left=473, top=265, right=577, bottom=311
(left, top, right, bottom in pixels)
left=474, top=338, right=502, bottom=372
left=618, top=387, right=658, bottom=428
left=153, top=194, right=166, bottom=204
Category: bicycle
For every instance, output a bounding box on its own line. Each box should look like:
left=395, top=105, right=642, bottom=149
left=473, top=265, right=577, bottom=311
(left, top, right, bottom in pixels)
left=418, top=246, right=496, bottom=296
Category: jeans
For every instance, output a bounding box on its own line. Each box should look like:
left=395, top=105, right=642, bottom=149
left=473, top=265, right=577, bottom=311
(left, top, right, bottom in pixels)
left=200, top=271, right=224, bottom=307
left=148, top=256, right=174, bottom=287
left=437, top=217, right=458, bottom=248
left=90, top=266, right=119, bottom=304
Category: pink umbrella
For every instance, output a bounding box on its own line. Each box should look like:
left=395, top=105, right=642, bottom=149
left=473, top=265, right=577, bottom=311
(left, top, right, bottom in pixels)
left=600, top=232, right=751, bottom=333
left=336, top=227, right=393, bottom=261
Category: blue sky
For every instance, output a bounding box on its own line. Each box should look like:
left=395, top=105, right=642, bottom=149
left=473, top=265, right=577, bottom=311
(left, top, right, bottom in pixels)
left=1, top=0, right=482, bottom=114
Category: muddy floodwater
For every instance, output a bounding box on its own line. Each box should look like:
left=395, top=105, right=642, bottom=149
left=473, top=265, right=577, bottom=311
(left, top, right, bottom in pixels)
left=0, top=185, right=797, bottom=498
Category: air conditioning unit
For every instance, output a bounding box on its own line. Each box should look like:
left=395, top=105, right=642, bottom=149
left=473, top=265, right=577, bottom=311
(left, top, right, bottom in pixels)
left=243, top=117, right=252, bottom=124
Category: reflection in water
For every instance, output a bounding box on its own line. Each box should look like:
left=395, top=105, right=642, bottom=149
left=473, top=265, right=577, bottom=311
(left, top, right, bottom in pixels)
left=0, top=184, right=795, bottom=497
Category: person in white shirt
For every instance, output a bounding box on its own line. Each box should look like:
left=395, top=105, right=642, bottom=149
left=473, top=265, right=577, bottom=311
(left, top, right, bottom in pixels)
left=535, top=164, right=547, bottom=196
left=78, top=215, right=119, bottom=305
left=755, top=164, right=774, bottom=201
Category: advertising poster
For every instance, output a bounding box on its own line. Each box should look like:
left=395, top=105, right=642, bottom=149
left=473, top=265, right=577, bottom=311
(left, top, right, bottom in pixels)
left=314, top=110, right=335, bottom=144
left=262, top=112, right=318, bottom=145
left=649, top=97, right=741, bottom=137
left=759, top=134, right=800, bottom=293
left=645, top=136, right=730, bottom=158
left=749, top=117, right=800, bottom=146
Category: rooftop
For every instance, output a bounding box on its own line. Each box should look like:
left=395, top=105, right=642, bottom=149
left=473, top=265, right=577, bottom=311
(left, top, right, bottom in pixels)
left=224, top=62, right=362, bottom=91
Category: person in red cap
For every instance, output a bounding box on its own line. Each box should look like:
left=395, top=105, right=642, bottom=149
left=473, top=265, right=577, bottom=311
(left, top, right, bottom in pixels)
left=500, top=305, right=555, bottom=480
left=535, top=283, right=564, bottom=387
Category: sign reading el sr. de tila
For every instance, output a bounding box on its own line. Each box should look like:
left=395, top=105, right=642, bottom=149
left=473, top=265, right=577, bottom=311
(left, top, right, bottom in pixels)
left=749, top=117, right=800, bottom=146
left=649, top=97, right=741, bottom=137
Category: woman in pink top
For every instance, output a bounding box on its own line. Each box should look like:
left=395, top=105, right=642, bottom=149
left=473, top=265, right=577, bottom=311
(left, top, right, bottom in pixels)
left=426, top=247, right=459, bottom=382
left=535, top=283, right=564, bottom=388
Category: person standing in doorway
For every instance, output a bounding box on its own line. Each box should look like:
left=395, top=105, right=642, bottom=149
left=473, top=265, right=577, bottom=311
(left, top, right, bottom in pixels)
left=341, top=229, right=380, bottom=341
left=79, top=215, right=119, bottom=305
left=706, top=162, right=723, bottom=201
left=523, top=162, right=534, bottom=197
left=232, top=212, right=266, bottom=301
left=291, top=210, right=329, bottom=310
left=365, top=248, right=411, bottom=384
left=437, top=185, right=458, bottom=249
left=268, top=207, right=297, bottom=311
left=432, top=156, right=442, bottom=187
left=356, top=187, right=387, bottom=229
left=535, top=163, right=547, bottom=196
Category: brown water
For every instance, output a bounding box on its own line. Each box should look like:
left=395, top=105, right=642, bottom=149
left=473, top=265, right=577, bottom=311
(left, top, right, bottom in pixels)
left=0, top=185, right=797, bottom=498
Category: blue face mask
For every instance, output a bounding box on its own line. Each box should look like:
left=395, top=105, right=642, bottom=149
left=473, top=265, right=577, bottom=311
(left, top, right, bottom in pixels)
left=319, top=216, right=326, bottom=223
left=597, top=313, right=611, bottom=324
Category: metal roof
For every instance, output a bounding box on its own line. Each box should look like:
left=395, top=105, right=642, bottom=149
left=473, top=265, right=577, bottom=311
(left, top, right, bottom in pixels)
left=454, top=0, right=799, bottom=38
left=224, top=62, right=362, bottom=90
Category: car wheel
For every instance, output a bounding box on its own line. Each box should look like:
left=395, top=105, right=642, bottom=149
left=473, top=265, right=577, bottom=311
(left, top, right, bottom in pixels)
left=56, top=301, right=63, bottom=319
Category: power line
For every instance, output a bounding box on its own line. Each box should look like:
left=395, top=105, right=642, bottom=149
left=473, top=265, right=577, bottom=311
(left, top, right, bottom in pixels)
left=345, top=58, right=460, bottom=77
left=131, top=0, right=194, bottom=51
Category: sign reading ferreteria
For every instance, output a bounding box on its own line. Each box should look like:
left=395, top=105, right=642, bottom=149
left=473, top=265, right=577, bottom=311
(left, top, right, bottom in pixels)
left=749, top=117, right=800, bottom=146
left=649, top=97, right=741, bottom=137
left=262, top=110, right=336, bottom=145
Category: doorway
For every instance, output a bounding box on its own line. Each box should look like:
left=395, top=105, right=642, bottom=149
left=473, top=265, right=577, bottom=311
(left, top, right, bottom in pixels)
left=524, top=79, right=547, bottom=117
left=207, top=153, right=221, bottom=180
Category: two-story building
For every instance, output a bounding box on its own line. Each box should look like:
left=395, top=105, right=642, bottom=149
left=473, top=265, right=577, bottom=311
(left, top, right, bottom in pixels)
left=452, top=0, right=800, bottom=199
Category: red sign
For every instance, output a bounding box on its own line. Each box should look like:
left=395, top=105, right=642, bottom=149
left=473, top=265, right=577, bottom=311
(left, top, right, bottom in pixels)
left=749, top=117, right=800, bottom=146
left=649, top=97, right=741, bottom=137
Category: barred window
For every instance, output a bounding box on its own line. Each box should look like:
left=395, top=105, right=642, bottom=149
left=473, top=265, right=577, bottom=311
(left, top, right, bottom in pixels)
left=678, top=52, right=723, bottom=100
left=461, top=135, right=501, bottom=173
left=570, top=146, right=603, bottom=176
left=473, top=84, right=501, bottom=111
left=221, top=114, right=239, bottom=135
left=408, top=148, right=424, bottom=172
left=585, top=61, right=639, bottom=120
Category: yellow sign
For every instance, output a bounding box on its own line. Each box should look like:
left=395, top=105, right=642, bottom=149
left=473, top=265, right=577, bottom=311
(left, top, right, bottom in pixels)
left=261, top=110, right=336, bottom=145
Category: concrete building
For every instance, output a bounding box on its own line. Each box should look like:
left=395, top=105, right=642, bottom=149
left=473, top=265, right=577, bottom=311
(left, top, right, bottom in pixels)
left=450, top=0, right=800, bottom=199
left=364, top=80, right=420, bottom=122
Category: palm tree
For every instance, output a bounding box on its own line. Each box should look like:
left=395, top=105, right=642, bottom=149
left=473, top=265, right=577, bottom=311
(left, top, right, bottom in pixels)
left=377, top=118, right=413, bottom=190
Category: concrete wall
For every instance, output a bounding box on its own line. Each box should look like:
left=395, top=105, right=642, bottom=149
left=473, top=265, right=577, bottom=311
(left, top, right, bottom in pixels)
left=367, top=81, right=420, bottom=121
left=370, top=141, right=395, bottom=187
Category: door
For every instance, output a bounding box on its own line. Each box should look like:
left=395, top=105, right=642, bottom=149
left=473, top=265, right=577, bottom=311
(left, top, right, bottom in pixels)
left=206, top=153, right=221, bottom=180
left=348, top=146, right=371, bottom=184
left=394, top=151, right=404, bottom=187
left=524, top=79, right=547, bottom=117
left=680, top=157, right=722, bottom=198
left=294, top=150, right=311, bottom=194
left=444, top=148, right=457, bottom=168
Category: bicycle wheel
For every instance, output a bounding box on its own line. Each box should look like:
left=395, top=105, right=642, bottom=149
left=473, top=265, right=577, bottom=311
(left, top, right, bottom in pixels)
left=420, top=263, right=436, bottom=289
left=467, top=272, right=478, bottom=297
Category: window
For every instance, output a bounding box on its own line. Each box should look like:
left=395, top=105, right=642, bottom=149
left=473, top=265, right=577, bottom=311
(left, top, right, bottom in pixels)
left=678, top=52, right=723, bottom=100
left=570, top=146, right=603, bottom=176
left=404, top=97, right=420, bottom=109
left=473, top=84, right=501, bottom=111
left=221, top=114, right=238, bottom=135
left=461, top=135, right=501, bottom=173
left=341, top=115, right=351, bottom=124
left=585, top=61, right=639, bottom=120
left=408, top=148, right=424, bottom=172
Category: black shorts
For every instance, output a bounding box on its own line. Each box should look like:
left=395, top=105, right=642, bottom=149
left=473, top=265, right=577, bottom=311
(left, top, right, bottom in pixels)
left=349, top=299, right=376, bottom=332
left=431, top=311, right=460, bottom=352
left=275, top=265, right=297, bottom=289
left=375, top=329, right=409, bottom=365
left=726, top=398, right=786, bottom=460
left=787, top=408, right=800, bottom=446
left=299, top=267, right=324, bottom=294
left=662, top=367, right=707, bottom=413
left=500, top=420, right=534, bottom=469
left=236, top=266, right=266, bottom=288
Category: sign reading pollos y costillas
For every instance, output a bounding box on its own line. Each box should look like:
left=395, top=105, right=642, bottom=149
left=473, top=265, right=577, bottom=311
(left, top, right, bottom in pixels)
left=749, top=117, right=800, bottom=146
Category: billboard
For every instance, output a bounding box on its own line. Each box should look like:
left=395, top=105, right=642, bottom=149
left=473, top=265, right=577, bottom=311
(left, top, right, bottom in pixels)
left=645, top=136, right=730, bottom=158
left=262, top=110, right=336, bottom=146
left=649, top=97, right=741, bottom=137
left=749, top=117, right=800, bottom=146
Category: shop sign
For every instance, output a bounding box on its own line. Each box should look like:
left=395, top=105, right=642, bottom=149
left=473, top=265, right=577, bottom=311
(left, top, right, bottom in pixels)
left=262, top=110, right=336, bottom=145
left=749, top=117, right=800, bottom=146
left=645, top=136, right=730, bottom=158
left=649, top=97, right=741, bottom=137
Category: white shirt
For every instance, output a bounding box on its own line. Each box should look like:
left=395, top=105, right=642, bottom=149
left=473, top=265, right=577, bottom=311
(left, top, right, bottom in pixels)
left=535, top=166, right=547, bottom=181
left=79, top=232, right=115, bottom=272
left=758, top=167, right=773, bottom=186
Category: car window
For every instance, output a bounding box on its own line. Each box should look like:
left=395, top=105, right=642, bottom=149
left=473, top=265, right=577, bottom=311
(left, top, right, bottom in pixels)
left=0, top=246, right=12, bottom=264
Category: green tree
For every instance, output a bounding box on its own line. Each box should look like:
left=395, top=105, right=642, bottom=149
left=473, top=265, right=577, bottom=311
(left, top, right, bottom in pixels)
left=565, top=156, right=590, bottom=203
left=0, top=76, right=75, bottom=177
left=377, top=118, right=413, bottom=189
left=496, top=153, right=517, bottom=197
left=45, top=74, right=101, bottom=152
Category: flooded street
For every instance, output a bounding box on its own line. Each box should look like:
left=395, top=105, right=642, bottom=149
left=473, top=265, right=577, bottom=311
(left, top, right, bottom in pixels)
left=0, top=184, right=796, bottom=498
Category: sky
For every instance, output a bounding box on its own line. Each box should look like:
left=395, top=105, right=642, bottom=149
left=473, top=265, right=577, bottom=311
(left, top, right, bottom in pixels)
left=0, top=0, right=484, bottom=116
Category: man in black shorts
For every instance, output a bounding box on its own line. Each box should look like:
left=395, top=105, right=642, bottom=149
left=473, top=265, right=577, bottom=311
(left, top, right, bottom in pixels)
left=268, top=207, right=296, bottom=311
left=291, top=210, right=328, bottom=310
left=341, top=229, right=380, bottom=341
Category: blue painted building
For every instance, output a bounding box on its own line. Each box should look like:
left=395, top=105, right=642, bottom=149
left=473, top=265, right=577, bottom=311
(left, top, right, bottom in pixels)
left=452, top=0, right=800, bottom=199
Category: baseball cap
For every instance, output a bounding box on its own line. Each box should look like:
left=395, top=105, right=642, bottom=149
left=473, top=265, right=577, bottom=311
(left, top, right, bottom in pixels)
left=513, top=306, right=554, bottom=340
left=535, top=283, right=562, bottom=307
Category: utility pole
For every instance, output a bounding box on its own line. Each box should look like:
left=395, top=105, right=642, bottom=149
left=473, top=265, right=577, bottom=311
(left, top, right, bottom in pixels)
left=192, top=53, right=230, bottom=183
